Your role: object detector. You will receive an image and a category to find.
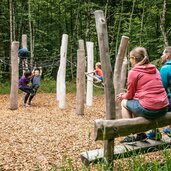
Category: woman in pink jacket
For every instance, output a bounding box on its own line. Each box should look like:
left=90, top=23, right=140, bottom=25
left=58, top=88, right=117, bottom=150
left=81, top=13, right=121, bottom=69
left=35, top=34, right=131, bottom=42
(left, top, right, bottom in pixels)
left=117, top=47, right=169, bottom=143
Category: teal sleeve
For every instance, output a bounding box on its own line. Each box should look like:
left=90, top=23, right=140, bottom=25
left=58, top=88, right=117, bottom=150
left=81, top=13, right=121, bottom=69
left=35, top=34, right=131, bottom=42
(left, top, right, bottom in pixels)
left=160, top=67, right=168, bottom=93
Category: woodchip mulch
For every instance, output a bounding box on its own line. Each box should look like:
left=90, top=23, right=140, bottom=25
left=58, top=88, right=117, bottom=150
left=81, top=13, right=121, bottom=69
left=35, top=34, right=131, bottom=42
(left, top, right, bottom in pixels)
left=0, top=93, right=106, bottom=170
left=0, top=93, right=170, bottom=171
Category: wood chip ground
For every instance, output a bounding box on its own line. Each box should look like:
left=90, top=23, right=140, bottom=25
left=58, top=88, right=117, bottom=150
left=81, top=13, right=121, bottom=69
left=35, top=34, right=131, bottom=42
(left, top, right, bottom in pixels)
left=0, top=93, right=170, bottom=170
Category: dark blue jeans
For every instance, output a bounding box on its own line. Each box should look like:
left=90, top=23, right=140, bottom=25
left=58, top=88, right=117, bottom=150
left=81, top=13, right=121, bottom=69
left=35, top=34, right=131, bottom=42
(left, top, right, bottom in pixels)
left=19, top=86, right=34, bottom=104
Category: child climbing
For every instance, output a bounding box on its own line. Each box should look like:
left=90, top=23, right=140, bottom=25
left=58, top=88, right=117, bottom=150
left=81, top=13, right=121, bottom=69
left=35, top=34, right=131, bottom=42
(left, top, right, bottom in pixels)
left=18, top=47, right=29, bottom=72
left=19, top=70, right=34, bottom=107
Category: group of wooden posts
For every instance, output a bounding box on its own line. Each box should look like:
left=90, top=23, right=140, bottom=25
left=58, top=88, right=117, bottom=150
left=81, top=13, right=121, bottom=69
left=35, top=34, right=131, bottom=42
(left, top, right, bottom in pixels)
left=56, top=35, right=100, bottom=112
left=9, top=10, right=171, bottom=170
left=80, top=10, right=171, bottom=170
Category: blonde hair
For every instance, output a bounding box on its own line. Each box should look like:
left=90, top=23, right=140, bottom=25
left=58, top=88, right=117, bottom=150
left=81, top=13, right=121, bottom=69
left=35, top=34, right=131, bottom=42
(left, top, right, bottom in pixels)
left=130, top=47, right=149, bottom=65
left=95, top=62, right=101, bottom=69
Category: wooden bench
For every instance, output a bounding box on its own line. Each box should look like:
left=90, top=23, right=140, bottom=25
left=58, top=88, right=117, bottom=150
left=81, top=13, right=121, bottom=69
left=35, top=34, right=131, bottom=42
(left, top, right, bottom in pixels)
left=80, top=112, right=171, bottom=166
left=95, top=112, right=171, bottom=140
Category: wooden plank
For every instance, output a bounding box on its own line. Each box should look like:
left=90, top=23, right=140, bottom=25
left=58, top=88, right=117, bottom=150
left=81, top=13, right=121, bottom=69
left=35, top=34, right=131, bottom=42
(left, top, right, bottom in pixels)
left=80, top=136, right=171, bottom=166
left=95, top=112, right=171, bottom=140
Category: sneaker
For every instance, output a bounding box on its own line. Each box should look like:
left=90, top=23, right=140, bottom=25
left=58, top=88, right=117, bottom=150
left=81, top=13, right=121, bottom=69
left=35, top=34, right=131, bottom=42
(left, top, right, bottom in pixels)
left=120, top=135, right=136, bottom=144
left=163, top=127, right=171, bottom=137
left=23, top=103, right=30, bottom=107
left=146, top=129, right=162, bottom=141
left=135, top=133, right=147, bottom=141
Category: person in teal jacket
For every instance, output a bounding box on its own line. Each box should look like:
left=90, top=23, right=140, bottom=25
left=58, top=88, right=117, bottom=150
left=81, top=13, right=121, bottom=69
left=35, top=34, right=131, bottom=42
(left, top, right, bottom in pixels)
left=160, top=46, right=171, bottom=137
left=146, top=46, right=171, bottom=140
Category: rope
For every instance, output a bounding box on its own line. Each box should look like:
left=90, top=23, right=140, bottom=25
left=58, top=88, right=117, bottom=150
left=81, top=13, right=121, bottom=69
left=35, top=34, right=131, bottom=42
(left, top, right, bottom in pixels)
left=66, top=59, right=77, bottom=67
left=0, top=59, right=11, bottom=66
left=85, top=73, right=104, bottom=89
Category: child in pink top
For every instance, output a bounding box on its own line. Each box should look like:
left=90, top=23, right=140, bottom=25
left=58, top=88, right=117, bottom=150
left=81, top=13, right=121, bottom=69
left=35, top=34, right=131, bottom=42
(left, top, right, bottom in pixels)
left=117, top=47, right=169, bottom=143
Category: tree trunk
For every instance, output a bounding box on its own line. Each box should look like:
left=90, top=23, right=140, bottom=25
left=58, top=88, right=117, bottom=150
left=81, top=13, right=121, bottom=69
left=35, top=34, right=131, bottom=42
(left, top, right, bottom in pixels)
left=28, top=0, right=34, bottom=69
left=9, top=0, right=13, bottom=46
left=160, top=0, right=169, bottom=47
left=115, top=0, right=124, bottom=57
left=12, top=0, right=15, bottom=41
left=140, top=2, right=145, bottom=46
left=128, top=0, right=136, bottom=36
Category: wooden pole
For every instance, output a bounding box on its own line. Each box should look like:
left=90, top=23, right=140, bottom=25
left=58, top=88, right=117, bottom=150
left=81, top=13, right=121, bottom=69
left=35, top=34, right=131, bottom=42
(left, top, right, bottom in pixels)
left=76, top=40, right=85, bottom=115
left=56, top=34, right=68, bottom=109
left=86, top=41, right=94, bottom=107
left=94, top=10, right=115, bottom=169
left=78, top=39, right=85, bottom=49
left=10, top=41, right=19, bottom=110
left=113, top=36, right=129, bottom=119
left=22, top=34, right=27, bottom=48
left=94, top=112, right=171, bottom=140
left=120, top=57, right=128, bottom=92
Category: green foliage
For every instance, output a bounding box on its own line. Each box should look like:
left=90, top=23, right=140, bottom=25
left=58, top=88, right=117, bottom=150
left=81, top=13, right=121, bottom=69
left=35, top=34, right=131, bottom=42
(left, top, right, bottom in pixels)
left=1, top=0, right=171, bottom=81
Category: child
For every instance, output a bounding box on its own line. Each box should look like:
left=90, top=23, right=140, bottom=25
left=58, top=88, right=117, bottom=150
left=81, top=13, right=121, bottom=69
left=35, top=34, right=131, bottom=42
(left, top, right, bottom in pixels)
left=19, top=71, right=33, bottom=106
left=94, top=62, right=103, bottom=82
left=18, top=47, right=29, bottom=72
left=86, top=62, right=103, bottom=83
left=27, top=67, right=42, bottom=105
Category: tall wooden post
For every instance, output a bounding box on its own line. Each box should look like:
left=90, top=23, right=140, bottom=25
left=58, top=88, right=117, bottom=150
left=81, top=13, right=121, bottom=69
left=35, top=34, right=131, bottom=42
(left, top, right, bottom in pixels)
left=78, top=40, right=85, bottom=49
left=94, top=10, right=115, bottom=169
left=86, top=41, right=94, bottom=107
left=10, top=41, right=19, bottom=110
left=113, top=36, right=129, bottom=119
left=22, top=34, right=27, bottom=49
left=76, top=40, right=85, bottom=115
left=120, top=57, right=128, bottom=92
left=56, top=34, right=68, bottom=109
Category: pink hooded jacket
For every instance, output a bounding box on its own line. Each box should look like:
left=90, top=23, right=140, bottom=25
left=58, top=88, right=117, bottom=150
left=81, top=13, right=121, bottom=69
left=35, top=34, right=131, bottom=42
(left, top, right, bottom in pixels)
left=121, top=64, right=169, bottom=110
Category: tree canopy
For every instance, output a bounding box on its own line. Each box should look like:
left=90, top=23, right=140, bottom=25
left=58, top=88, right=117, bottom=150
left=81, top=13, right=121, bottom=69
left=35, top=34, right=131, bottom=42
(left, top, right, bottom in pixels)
left=0, top=0, right=171, bottom=80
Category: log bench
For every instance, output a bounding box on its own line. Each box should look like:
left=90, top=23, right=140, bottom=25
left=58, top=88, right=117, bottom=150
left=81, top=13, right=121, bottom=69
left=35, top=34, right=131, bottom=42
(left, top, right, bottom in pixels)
left=80, top=112, right=171, bottom=166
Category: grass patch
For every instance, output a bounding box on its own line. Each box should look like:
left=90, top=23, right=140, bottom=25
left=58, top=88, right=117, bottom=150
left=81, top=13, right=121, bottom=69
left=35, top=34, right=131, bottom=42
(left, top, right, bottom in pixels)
left=0, top=82, right=10, bottom=94
left=0, top=79, right=104, bottom=96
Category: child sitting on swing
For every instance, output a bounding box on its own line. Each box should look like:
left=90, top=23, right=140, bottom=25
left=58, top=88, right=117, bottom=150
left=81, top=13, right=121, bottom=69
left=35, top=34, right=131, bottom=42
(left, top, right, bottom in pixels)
left=94, top=62, right=103, bottom=82
left=28, top=67, right=42, bottom=105
left=86, top=62, right=103, bottom=83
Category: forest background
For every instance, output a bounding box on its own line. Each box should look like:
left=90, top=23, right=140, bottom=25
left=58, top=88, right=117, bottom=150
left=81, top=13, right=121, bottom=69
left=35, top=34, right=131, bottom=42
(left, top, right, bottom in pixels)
left=0, top=0, right=171, bottom=82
